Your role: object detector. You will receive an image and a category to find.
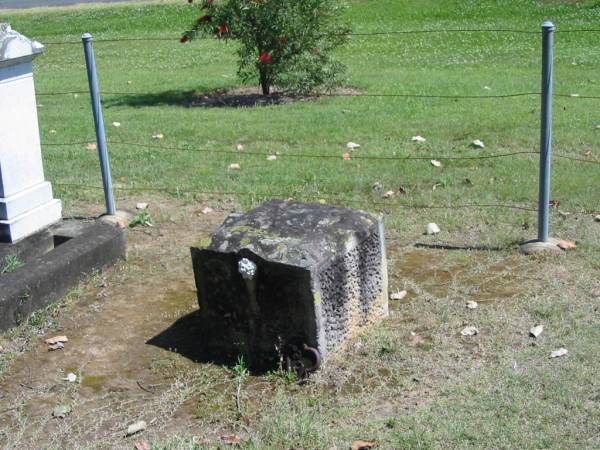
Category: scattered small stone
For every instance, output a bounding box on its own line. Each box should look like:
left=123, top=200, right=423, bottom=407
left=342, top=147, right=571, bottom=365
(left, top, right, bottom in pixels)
left=151, top=133, right=164, bottom=140
left=390, top=290, right=407, bottom=301
left=426, top=223, right=440, bottom=235
left=236, top=143, right=244, bottom=151
left=461, top=326, right=479, bottom=336
left=382, top=190, right=395, bottom=199
left=228, top=163, right=241, bottom=170
left=594, top=215, right=600, bottom=222
left=52, top=404, right=72, bottom=418
left=201, top=207, right=213, bottom=215
left=346, top=142, right=360, bottom=150
left=465, top=300, right=478, bottom=309
left=411, top=135, right=426, bottom=143
left=126, top=420, right=147, bottom=436
left=550, top=348, right=568, bottom=358
left=529, top=324, right=544, bottom=338
left=64, top=372, right=77, bottom=383
left=111, top=122, right=121, bottom=127
left=430, top=159, right=442, bottom=167
left=267, top=155, right=277, bottom=161
left=48, top=342, right=64, bottom=351
left=136, top=203, right=148, bottom=210
left=85, top=143, right=97, bottom=151
left=471, top=139, right=485, bottom=148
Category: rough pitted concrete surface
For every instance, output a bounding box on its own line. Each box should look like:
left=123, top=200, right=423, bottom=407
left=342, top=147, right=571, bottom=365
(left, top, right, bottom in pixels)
left=190, top=199, right=388, bottom=371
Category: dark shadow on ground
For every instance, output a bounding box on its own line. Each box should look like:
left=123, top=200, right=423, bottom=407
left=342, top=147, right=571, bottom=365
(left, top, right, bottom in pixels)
left=147, top=311, right=240, bottom=368
left=103, top=86, right=350, bottom=108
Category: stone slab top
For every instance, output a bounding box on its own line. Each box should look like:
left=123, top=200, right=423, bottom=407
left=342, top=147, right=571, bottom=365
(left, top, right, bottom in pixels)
left=203, top=199, right=381, bottom=270
left=0, top=24, right=44, bottom=63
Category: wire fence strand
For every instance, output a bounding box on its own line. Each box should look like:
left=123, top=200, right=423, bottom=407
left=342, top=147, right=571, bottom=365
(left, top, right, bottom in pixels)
left=53, top=182, right=538, bottom=212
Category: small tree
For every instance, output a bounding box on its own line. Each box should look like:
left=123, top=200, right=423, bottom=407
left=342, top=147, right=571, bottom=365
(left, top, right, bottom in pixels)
left=181, top=0, right=350, bottom=95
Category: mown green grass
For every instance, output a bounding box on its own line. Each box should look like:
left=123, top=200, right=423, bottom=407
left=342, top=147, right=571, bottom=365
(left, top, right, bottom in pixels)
left=4, top=0, right=599, bottom=225
left=2, top=1, right=599, bottom=448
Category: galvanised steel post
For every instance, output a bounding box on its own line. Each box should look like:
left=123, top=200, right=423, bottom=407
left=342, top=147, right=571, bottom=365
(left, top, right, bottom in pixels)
left=538, top=21, right=555, bottom=242
left=82, top=32, right=116, bottom=216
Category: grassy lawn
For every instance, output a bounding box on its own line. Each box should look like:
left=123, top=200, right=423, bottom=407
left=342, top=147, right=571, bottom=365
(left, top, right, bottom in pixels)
left=1, top=0, right=599, bottom=448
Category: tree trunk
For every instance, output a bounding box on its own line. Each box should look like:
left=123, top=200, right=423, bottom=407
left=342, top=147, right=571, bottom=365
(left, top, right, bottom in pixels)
left=259, top=67, right=271, bottom=96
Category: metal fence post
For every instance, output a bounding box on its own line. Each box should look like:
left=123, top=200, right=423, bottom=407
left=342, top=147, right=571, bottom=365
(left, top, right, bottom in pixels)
left=538, top=21, right=555, bottom=242
left=82, top=32, right=116, bottom=216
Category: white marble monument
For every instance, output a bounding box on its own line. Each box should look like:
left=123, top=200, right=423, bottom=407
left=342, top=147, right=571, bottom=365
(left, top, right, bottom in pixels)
left=0, top=24, right=61, bottom=243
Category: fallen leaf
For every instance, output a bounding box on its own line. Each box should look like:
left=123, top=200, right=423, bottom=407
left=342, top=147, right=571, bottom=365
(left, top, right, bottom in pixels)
left=549, top=199, right=560, bottom=208
left=136, top=202, right=148, bottom=210
left=85, top=143, right=97, bottom=151
left=111, top=122, right=121, bottom=127
left=411, top=135, right=426, bottom=143
left=558, top=210, right=570, bottom=218
left=430, top=159, right=442, bottom=168
left=463, top=178, right=473, bottom=186
left=220, top=434, right=241, bottom=445
left=0, top=345, right=5, bottom=353
left=556, top=239, right=576, bottom=250
left=461, top=326, right=479, bottom=336
left=343, top=152, right=351, bottom=161
left=126, top=420, right=147, bottom=436
left=134, top=441, right=151, bottom=450
left=471, top=139, right=485, bottom=148
left=267, top=155, right=277, bottom=161
left=570, top=93, right=580, bottom=97
left=45, top=336, right=68, bottom=345
left=351, top=440, right=376, bottom=450
left=550, top=348, right=568, bottom=358
left=52, top=405, right=71, bottom=418
left=529, top=324, right=544, bottom=338
left=151, top=133, right=164, bottom=140
left=483, top=86, right=491, bottom=90
left=390, top=290, right=407, bottom=301
left=201, top=207, right=213, bottom=215
left=584, top=150, right=592, bottom=156
left=127, top=80, right=133, bottom=85
left=426, top=223, right=440, bottom=235
left=346, top=142, right=360, bottom=150
left=228, top=163, right=241, bottom=170
left=382, top=190, right=395, bottom=199
left=466, top=300, right=478, bottom=309
left=236, top=144, right=244, bottom=151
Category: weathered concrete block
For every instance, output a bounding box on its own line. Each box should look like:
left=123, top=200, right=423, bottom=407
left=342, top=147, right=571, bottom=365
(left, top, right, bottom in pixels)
left=190, top=200, right=388, bottom=372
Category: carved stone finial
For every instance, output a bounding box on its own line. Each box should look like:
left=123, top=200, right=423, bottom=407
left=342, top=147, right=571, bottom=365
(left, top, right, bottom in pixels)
left=0, top=23, right=44, bottom=63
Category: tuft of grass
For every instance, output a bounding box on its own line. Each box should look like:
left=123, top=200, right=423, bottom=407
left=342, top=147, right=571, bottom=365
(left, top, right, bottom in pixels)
left=0, top=255, right=24, bottom=274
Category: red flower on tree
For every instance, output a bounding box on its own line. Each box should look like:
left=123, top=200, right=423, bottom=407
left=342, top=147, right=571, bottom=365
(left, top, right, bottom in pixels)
left=180, top=35, right=189, bottom=43
left=259, top=52, right=272, bottom=63
left=218, top=23, right=229, bottom=34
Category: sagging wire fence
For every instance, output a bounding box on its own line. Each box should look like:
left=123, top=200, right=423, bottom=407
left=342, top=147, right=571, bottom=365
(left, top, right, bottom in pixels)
left=34, top=24, right=600, bottom=241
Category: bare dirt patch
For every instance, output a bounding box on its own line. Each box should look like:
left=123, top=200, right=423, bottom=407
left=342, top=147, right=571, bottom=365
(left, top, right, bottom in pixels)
left=0, top=195, right=584, bottom=449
